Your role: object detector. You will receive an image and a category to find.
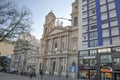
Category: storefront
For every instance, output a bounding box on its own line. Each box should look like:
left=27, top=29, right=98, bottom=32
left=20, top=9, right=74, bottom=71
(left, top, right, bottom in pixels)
left=101, top=65, right=113, bottom=80
left=78, top=47, right=120, bottom=80
left=114, top=71, right=120, bottom=80
left=79, top=69, right=97, bottom=80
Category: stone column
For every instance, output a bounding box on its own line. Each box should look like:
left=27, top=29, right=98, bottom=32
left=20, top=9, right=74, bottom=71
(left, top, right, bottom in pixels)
left=48, top=58, right=51, bottom=74
left=57, top=58, right=60, bottom=71
left=66, top=32, right=69, bottom=50
left=52, top=38, right=54, bottom=54
left=65, top=57, right=68, bottom=72
left=65, top=35, right=67, bottom=49
left=56, top=58, right=58, bottom=71
left=55, top=58, right=57, bottom=71
left=59, top=36, right=62, bottom=51
left=66, top=56, right=68, bottom=77
left=65, top=32, right=69, bottom=51
left=48, top=58, right=50, bottom=71
left=49, top=40, right=52, bottom=52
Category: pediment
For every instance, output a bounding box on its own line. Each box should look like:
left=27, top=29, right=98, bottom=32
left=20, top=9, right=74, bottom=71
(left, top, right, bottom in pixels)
left=48, top=27, right=66, bottom=35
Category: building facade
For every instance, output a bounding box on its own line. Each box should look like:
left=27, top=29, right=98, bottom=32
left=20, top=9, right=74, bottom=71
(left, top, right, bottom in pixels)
left=78, top=0, right=120, bottom=80
left=11, top=32, right=40, bottom=75
left=0, top=41, right=15, bottom=57
left=40, top=0, right=79, bottom=77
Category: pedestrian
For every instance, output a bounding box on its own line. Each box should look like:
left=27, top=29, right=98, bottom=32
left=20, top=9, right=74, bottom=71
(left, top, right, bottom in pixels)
left=30, top=68, right=33, bottom=79
left=33, top=69, right=36, bottom=77
left=39, top=69, right=43, bottom=79
left=72, top=72, right=75, bottom=80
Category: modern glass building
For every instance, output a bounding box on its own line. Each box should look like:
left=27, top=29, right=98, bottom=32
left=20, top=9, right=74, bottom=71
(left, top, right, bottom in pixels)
left=78, top=0, right=120, bottom=80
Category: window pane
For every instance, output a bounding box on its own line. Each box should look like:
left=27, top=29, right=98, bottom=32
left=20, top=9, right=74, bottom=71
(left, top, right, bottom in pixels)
left=90, top=59, right=96, bottom=66
left=100, top=55, right=112, bottom=63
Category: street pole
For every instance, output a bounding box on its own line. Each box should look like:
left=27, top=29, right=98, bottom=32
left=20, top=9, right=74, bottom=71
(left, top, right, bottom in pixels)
left=97, top=52, right=101, bottom=80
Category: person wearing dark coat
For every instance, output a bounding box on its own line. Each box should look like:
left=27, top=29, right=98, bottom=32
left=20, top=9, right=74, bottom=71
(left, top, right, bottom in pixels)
left=39, top=69, right=43, bottom=79
left=30, top=68, right=33, bottom=78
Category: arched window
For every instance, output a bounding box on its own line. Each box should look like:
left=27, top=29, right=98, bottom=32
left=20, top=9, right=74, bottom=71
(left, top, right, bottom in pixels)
left=62, top=42, right=64, bottom=49
left=55, top=43, right=58, bottom=51
left=55, top=43, right=57, bottom=48
left=45, top=27, right=47, bottom=33
left=74, top=17, right=78, bottom=26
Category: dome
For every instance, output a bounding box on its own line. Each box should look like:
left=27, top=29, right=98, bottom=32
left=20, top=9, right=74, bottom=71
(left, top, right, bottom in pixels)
left=47, top=10, right=55, bottom=17
left=76, top=0, right=78, bottom=1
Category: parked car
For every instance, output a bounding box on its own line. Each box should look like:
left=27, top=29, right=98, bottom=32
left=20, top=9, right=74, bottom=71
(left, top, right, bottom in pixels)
left=9, top=68, right=18, bottom=74
left=0, top=67, right=6, bottom=72
left=5, top=67, right=18, bottom=74
left=0, top=67, right=4, bottom=72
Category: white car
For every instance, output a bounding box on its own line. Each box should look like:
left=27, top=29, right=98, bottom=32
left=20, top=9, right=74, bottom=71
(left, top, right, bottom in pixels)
left=6, top=67, right=17, bottom=74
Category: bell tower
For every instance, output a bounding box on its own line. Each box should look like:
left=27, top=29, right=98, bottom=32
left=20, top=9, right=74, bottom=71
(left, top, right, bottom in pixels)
left=71, top=0, right=79, bottom=27
left=42, top=11, right=56, bottom=37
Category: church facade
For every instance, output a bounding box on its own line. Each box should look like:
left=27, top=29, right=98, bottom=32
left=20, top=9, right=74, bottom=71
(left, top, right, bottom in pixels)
left=40, top=0, right=79, bottom=77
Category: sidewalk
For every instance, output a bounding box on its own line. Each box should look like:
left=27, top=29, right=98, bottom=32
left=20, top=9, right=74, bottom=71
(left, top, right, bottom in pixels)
left=0, top=72, right=76, bottom=80
left=36, top=74, right=76, bottom=80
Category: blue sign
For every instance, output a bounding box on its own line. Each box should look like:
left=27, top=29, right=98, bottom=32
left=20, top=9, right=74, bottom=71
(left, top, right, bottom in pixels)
left=69, top=66, right=77, bottom=73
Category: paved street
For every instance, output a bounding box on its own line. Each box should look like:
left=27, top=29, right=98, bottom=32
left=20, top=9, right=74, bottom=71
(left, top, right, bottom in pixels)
left=0, top=72, right=75, bottom=80
left=0, top=72, right=38, bottom=80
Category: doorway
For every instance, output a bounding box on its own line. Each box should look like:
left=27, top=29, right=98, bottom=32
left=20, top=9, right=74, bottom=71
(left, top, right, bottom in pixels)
left=52, top=61, right=56, bottom=75
left=115, top=73, right=120, bottom=80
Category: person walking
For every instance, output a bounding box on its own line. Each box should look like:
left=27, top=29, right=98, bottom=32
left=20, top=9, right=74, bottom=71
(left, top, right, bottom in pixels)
left=39, top=69, right=43, bottom=80
left=30, top=68, right=33, bottom=79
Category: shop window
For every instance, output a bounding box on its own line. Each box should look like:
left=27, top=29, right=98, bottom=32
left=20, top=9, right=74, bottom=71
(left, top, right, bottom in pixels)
left=101, top=65, right=113, bottom=79
left=79, top=70, right=89, bottom=79
left=100, top=55, right=112, bottom=63
left=90, top=49, right=97, bottom=56
left=90, top=70, right=97, bottom=80
left=112, top=47, right=120, bottom=52
left=90, top=59, right=96, bottom=66
left=83, top=59, right=89, bottom=66
left=80, top=51, right=88, bottom=57
left=114, top=58, right=120, bottom=66
left=80, top=59, right=84, bottom=65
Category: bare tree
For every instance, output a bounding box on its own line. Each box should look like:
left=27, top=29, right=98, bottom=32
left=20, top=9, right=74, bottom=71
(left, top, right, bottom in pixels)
left=0, top=0, right=32, bottom=42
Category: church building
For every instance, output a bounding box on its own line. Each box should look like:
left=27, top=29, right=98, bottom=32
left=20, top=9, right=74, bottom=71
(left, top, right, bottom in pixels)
left=39, top=0, right=79, bottom=77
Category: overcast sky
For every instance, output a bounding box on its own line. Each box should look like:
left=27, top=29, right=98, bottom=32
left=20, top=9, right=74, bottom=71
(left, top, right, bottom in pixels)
left=9, top=0, right=74, bottom=39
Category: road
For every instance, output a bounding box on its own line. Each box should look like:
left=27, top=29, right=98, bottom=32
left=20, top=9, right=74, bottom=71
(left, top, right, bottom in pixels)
left=0, top=72, right=75, bottom=80
left=0, top=72, right=39, bottom=80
